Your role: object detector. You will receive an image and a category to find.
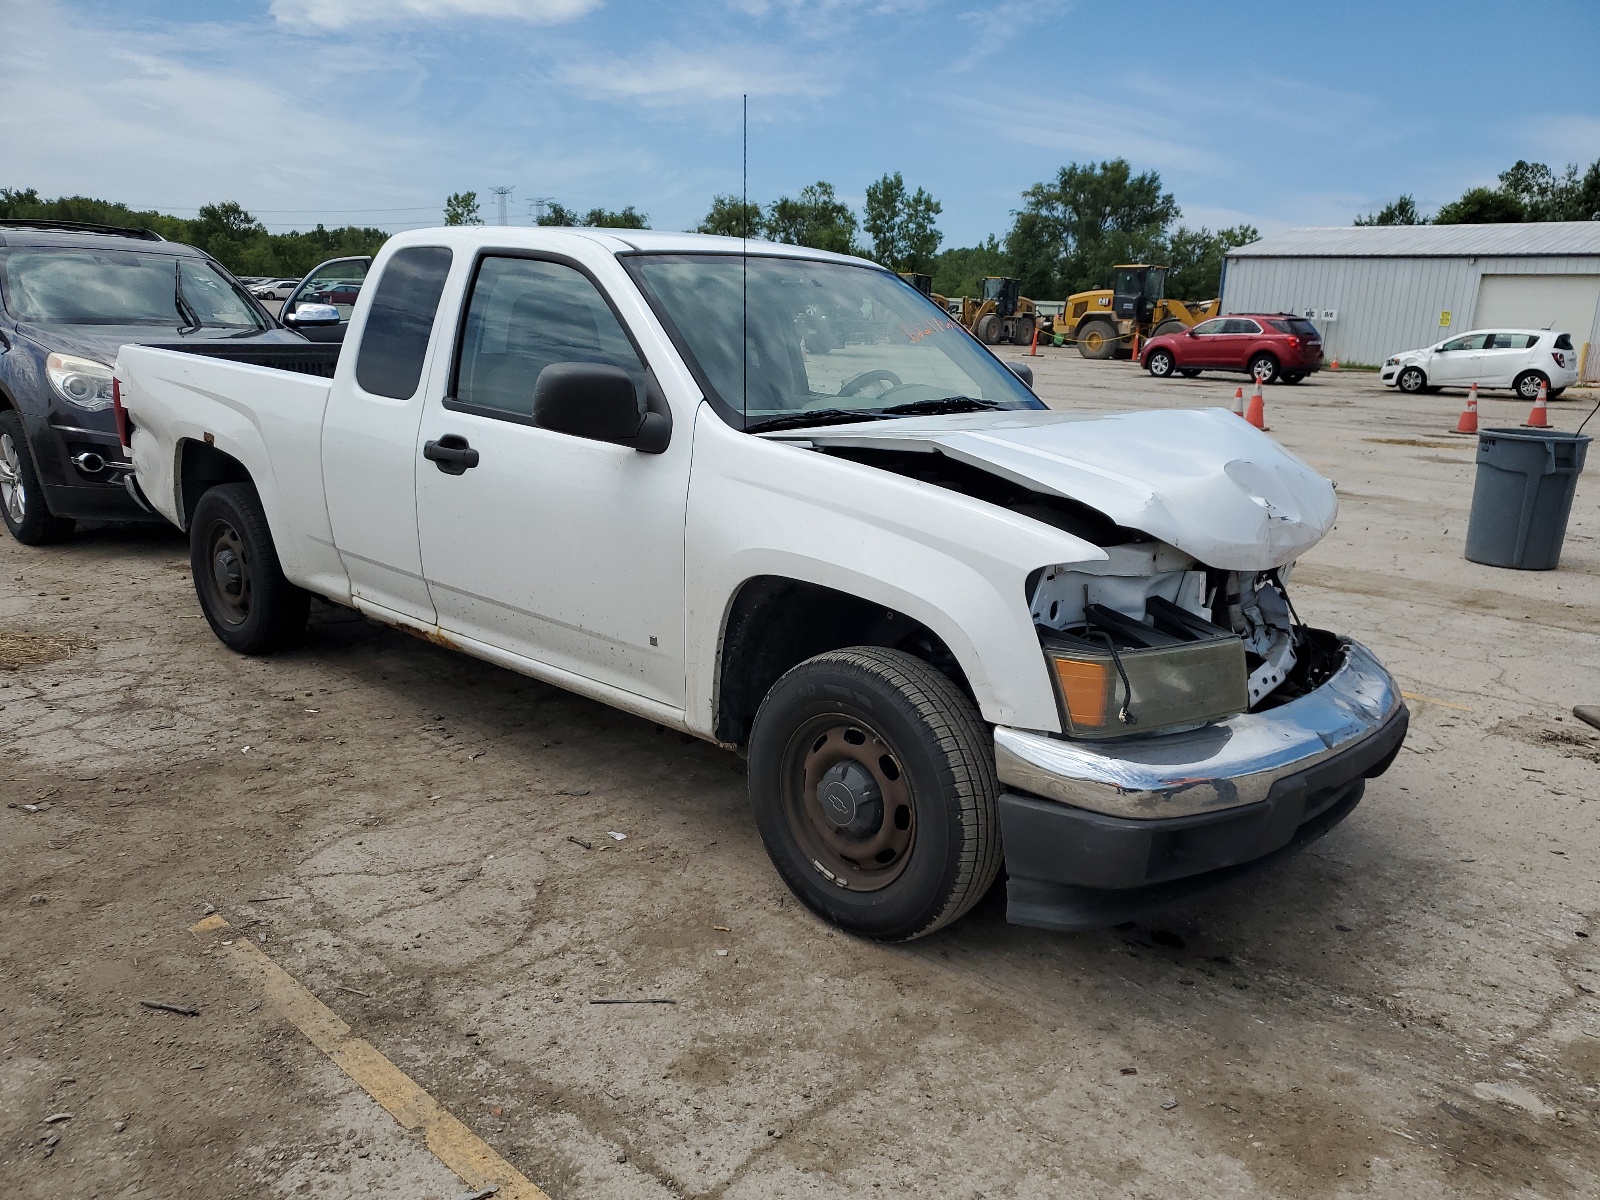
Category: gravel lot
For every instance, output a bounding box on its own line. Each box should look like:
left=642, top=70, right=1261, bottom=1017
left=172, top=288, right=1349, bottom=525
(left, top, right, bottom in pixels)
left=3, top=355, right=1598, bottom=1199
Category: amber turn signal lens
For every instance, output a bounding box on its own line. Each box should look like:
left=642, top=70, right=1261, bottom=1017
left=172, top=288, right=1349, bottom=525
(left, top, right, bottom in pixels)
left=1052, top=656, right=1111, bottom=729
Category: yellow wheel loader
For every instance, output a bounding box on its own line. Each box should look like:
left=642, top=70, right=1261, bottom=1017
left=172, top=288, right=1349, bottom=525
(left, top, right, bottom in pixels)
left=1057, top=265, right=1220, bottom=359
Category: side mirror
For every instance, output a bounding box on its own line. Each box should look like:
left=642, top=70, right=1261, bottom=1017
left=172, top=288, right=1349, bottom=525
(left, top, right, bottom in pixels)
left=532, top=362, right=671, bottom=454
left=1004, top=361, right=1034, bottom=387
left=284, top=303, right=340, bottom=328
left=1185, top=329, right=1197, bottom=337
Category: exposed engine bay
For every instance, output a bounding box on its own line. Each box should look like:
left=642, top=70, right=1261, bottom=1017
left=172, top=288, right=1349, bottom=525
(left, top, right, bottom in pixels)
left=816, top=443, right=1346, bottom=732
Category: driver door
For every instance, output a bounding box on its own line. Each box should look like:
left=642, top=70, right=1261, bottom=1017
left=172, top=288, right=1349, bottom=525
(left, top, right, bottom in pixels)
left=1184, top=317, right=1230, bottom=367
left=1430, top=332, right=1487, bottom=384
left=413, top=253, right=691, bottom=709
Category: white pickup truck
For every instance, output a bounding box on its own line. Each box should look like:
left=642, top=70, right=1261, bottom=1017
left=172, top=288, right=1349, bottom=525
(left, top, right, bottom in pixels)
left=115, top=228, right=1407, bottom=940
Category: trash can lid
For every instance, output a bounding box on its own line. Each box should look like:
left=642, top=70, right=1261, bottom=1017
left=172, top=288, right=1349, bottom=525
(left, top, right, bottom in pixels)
left=1478, top=427, right=1592, bottom=445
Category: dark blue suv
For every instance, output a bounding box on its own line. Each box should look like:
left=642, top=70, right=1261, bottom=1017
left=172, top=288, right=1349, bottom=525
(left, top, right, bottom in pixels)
left=0, top=220, right=304, bottom=544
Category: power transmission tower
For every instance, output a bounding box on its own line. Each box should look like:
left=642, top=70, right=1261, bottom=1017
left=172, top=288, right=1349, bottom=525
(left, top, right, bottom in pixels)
left=488, top=186, right=514, bottom=226
left=528, top=198, right=556, bottom=225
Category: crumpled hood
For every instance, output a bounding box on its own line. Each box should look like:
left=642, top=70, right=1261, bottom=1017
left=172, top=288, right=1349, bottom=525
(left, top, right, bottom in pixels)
left=771, top=407, right=1338, bottom=571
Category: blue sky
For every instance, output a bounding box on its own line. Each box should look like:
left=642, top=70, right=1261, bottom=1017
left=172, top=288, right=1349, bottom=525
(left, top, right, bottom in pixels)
left=4, top=0, right=1598, bottom=246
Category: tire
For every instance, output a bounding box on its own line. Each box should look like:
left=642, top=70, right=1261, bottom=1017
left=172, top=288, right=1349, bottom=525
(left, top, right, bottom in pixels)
left=747, top=646, right=1002, bottom=942
left=1077, top=320, right=1117, bottom=360
left=1396, top=366, right=1427, bottom=394
left=1151, top=319, right=1187, bottom=338
left=1249, top=354, right=1281, bottom=385
left=1282, top=373, right=1305, bottom=384
left=1012, top=315, right=1035, bottom=347
left=1178, top=368, right=1202, bottom=378
left=1146, top=348, right=1176, bottom=378
left=975, top=314, right=1002, bottom=345
left=0, top=411, right=75, bottom=546
left=1514, top=370, right=1549, bottom=400
left=190, top=482, right=310, bottom=654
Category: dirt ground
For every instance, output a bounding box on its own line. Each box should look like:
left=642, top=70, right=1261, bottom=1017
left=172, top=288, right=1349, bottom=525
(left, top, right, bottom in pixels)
left=3, top=356, right=1598, bottom=1199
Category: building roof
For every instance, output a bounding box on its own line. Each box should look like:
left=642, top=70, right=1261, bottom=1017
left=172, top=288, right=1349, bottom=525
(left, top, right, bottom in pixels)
left=1227, top=221, right=1600, bottom=259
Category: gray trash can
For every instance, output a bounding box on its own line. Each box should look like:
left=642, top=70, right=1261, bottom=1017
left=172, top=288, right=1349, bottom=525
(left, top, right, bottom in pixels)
left=1465, top=428, right=1590, bottom=570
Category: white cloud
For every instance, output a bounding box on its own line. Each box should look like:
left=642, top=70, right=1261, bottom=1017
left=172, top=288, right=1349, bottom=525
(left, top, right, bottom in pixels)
left=560, top=44, right=834, bottom=105
left=0, top=0, right=431, bottom=217
left=269, top=0, right=601, bottom=32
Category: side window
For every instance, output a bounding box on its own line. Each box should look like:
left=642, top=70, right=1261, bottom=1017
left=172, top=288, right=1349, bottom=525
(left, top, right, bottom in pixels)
left=354, top=247, right=453, bottom=400
left=452, top=257, right=646, bottom=419
left=1440, top=334, right=1488, bottom=352
left=1191, top=318, right=1226, bottom=336
left=1225, top=318, right=1262, bottom=334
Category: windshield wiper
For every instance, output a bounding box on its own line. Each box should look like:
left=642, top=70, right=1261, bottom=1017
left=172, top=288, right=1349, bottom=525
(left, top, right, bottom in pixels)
left=173, top=263, right=203, bottom=335
left=744, top=408, right=888, bottom=433
left=876, top=395, right=1002, bottom=416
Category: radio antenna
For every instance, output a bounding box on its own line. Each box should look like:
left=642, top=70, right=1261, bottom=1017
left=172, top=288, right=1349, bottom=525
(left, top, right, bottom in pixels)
left=742, top=92, right=748, bottom=424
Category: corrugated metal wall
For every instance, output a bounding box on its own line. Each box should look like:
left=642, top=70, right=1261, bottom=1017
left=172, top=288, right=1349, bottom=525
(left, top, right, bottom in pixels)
left=1220, top=254, right=1600, bottom=366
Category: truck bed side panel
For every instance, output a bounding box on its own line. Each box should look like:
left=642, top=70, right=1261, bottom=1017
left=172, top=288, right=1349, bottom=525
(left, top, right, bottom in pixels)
left=118, top=345, right=348, bottom=602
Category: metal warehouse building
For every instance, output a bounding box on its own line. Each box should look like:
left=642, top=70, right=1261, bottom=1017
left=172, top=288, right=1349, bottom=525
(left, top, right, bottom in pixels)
left=1220, top=222, right=1600, bottom=377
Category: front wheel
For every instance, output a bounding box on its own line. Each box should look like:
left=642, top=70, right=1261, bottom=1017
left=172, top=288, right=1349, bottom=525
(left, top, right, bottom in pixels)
left=1077, top=321, right=1117, bottom=360
left=190, top=483, right=310, bottom=654
left=1146, top=348, right=1176, bottom=378
left=0, top=412, right=75, bottom=546
left=747, top=647, right=1002, bottom=941
left=1514, top=370, right=1549, bottom=400
left=1396, top=366, right=1427, bottom=394
left=1249, top=354, right=1281, bottom=385
left=975, top=314, right=1002, bottom=345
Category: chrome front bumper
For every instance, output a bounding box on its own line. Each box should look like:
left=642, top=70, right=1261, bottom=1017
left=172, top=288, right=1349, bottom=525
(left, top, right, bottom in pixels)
left=994, top=638, right=1403, bottom=821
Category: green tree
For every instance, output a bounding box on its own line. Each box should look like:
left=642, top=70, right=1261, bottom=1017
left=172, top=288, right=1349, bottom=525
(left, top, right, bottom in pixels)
left=535, top=201, right=579, bottom=226
left=1006, top=159, right=1179, bottom=298
left=1162, top=224, right=1259, bottom=301
left=930, top=236, right=1008, bottom=299
left=765, top=182, right=858, bottom=255
left=444, top=191, right=482, bottom=225
left=1355, top=194, right=1423, bottom=225
left=862, top=172, right=943, bottom=273
left=579, top=205, right=649, bottom=228
left=1434, top=186, right=1527, bottom=224
left=696, top=194, right=763, bottom=237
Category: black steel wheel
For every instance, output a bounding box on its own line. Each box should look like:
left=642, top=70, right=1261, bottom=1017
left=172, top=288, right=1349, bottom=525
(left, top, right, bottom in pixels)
left=190, top=482, right=309, bottom=654
left=1146, top=348, right=1176, bottom=378
left=1514, top=370, right=1549, bottom=401
left=0, top=411, right=74, bottom=545
left=747, top=647, right=1001, bottom=941
left=1396, top=366, right=1427, bottom=394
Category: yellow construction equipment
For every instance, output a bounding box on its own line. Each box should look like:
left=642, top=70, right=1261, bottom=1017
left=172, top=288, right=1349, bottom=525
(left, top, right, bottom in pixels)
left=1055, top=265, right=1220, bottom=359
left=900, top=272, right=1043, bottom=345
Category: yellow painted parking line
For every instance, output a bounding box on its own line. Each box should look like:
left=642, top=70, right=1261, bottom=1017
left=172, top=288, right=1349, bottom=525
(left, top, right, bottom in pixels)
left=1400, top=691, right=1474, bottom=712
left=191, top=914, right=550, bottom=1200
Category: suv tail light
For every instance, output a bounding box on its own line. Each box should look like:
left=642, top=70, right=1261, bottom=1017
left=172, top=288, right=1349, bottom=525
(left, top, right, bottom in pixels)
left=1552, top=351, right=1567, bottom=368
left=112, top=377, right=131, bottom=451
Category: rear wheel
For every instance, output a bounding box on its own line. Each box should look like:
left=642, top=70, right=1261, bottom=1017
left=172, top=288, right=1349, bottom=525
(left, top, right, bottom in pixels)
left=1146, top=348, right=1176, bottom=378
left=0, top=411, right=75, bottom=546
left=1012, top=315, right=1036, bottom=346
left=1077, top=320, right=1117, bottom=360
left=190, top=482, right=310, bottom=654
left=1514, top=370, right=1549, bottom=400
left=1396, top=366, right=1427, bottom=394
left=1249, top=354, right=1281, bottom=385
left=747, top=647, right=1002, bottom=942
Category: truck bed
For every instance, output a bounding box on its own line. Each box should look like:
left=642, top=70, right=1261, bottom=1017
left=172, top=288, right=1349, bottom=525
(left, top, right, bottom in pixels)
left=135, top=340, right=342, bottom=378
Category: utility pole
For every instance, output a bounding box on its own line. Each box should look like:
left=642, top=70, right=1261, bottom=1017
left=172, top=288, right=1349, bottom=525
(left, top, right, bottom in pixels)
left=528, top=198, right=555, bottom=225
left=488, top=186, right=514, bottom=226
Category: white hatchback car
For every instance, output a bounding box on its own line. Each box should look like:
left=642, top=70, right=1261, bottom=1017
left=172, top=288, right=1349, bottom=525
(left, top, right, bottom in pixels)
left=1382, top=328, right=1579, bottom=399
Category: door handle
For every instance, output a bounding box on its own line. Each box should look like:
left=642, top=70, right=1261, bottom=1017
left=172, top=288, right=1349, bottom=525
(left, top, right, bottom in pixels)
left=423, top=434, right=479, bottom=475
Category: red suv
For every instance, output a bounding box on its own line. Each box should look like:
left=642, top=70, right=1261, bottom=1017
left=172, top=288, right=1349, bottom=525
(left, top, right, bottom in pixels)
left=1140, top=314, right=1324, bottom=384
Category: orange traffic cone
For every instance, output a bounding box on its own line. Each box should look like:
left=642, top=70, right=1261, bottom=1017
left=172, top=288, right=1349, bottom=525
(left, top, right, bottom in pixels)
left=1245, top=380, right=1268, bottom=430
left=1523, top=381, right=1551, bottom=428
left=1329, top=358, right=1340, bottom=371
left=1028, top=322, right=1040, bottom=357
left=1453, top=383, right=1479, bottom=434
left=1232, top=385, right=1246, bottom=419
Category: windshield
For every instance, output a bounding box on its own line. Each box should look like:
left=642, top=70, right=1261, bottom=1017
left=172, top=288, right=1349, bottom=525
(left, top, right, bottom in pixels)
left=625, top=254, right=1042, bottom=429
left=0, top=247, right=265, bottom=330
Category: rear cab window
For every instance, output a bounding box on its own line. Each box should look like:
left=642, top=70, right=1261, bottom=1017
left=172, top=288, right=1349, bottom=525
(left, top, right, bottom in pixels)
left=1554, top=333, right=1574, bottom=350
left=353, top=246, right=453, bottom=400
